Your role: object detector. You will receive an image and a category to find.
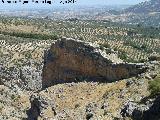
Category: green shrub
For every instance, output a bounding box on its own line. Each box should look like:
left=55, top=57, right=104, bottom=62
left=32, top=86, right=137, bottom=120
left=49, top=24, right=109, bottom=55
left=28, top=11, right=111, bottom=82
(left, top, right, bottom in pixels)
left=102, top=43, right=110, bottom=48
left=79, top=37, right=84, bottom=40
left=0, top=106, right=3, bottom=113
left=99, top=43, right=111, bottom=50
left=119, top=52, right=127, bottom=60
left=149, top=74, right=160, bottom=97
left=11, top=94, right=16, bottom=100
left=25, top=52, right=32, bottom=59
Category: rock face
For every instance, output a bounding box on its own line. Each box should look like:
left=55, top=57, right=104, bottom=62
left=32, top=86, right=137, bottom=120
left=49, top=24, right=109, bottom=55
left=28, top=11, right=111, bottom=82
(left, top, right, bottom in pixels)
left=121, top=96, right=160, bottom=120
left=0, top=85, right=30, bottom=120
left=121, top=101, right=149, bottom=120
left=143, top=96, right=160, bottom=120
left=0, top=64, right=42, bottom=91
left=42, top=38, right=147, bottom=88
left=149, top=55, right=160, bottom=61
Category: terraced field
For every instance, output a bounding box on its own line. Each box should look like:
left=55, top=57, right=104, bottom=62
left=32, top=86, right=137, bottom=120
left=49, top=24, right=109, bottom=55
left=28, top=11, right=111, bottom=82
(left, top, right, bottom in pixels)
left=0, top=17, right=160, bottom=66
left=0, top=16, right=160, bottom=120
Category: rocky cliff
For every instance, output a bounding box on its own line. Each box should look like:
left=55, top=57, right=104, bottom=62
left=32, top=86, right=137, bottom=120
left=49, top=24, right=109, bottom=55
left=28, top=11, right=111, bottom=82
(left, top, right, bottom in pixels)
left=42, top=38, right=148, bottom=88
left=1, top=36, right=160, bottom=120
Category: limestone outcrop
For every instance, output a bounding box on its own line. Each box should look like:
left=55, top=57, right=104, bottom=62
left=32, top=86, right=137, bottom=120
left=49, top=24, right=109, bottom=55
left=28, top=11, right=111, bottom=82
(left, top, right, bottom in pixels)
left=0, top=64, right=42, bottom=91
left=121, top=96, right=160, bottom=120
left=42, top=38, right=148, bottom=88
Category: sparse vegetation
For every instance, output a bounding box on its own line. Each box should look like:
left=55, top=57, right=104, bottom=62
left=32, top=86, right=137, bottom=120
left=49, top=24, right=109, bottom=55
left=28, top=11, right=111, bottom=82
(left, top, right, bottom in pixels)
left=0, top=17, right=159, bottom=63
left=149, top=74, right=160, bottom=97
left=0, top=11, right=160, bottom=119
left=0, top=30, right=58, bottom=40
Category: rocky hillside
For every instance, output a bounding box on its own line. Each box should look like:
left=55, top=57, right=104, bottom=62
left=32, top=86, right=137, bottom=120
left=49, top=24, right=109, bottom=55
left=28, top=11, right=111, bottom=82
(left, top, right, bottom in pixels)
left=124, top=0, right=160, bottom=14
left=105, top=0, right=160, bottom=26
left=0, top=37, right=160, bottom=120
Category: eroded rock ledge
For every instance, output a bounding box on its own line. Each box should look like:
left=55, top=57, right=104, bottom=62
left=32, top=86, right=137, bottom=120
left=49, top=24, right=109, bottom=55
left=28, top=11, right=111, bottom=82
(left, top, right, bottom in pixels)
left=42, top=38, right=148, bottom=88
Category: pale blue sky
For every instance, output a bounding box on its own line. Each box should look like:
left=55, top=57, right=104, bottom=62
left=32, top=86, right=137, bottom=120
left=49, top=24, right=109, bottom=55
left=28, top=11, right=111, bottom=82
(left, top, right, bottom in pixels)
left=0, top=0, right=149, bottom=10
left=75, top=0, right=148, bottom=5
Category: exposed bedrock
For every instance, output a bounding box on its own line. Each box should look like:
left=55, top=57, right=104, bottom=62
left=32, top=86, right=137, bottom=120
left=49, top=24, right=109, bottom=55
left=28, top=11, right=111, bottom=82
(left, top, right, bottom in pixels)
left=42, top=38, right=148, bottom=88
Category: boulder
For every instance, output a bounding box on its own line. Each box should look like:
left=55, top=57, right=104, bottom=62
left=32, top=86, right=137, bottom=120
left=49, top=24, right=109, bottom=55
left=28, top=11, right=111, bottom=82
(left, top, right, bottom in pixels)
left=121, top=96, right=160, bottom=120
left=149, top=55, right=160, bottom=61
left=42, top=38, right=148, bottom=88
left=121, top=101, right=149, bottom=120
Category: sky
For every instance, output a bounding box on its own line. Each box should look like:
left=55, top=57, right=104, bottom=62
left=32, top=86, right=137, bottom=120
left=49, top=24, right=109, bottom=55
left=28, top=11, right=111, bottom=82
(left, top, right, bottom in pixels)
left=0, top=0, right=149, bottom=10
left=75, top=0, right=148, bottom=5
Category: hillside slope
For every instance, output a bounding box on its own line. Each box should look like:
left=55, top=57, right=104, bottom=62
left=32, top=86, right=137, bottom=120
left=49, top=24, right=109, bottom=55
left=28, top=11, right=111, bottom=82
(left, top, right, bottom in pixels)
left=125, top=0, right=160, bottom=13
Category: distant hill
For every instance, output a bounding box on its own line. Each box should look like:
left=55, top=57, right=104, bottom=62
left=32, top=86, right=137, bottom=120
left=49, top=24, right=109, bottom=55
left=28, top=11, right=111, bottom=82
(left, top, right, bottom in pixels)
left=124, top=0, right=160, bottom=13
